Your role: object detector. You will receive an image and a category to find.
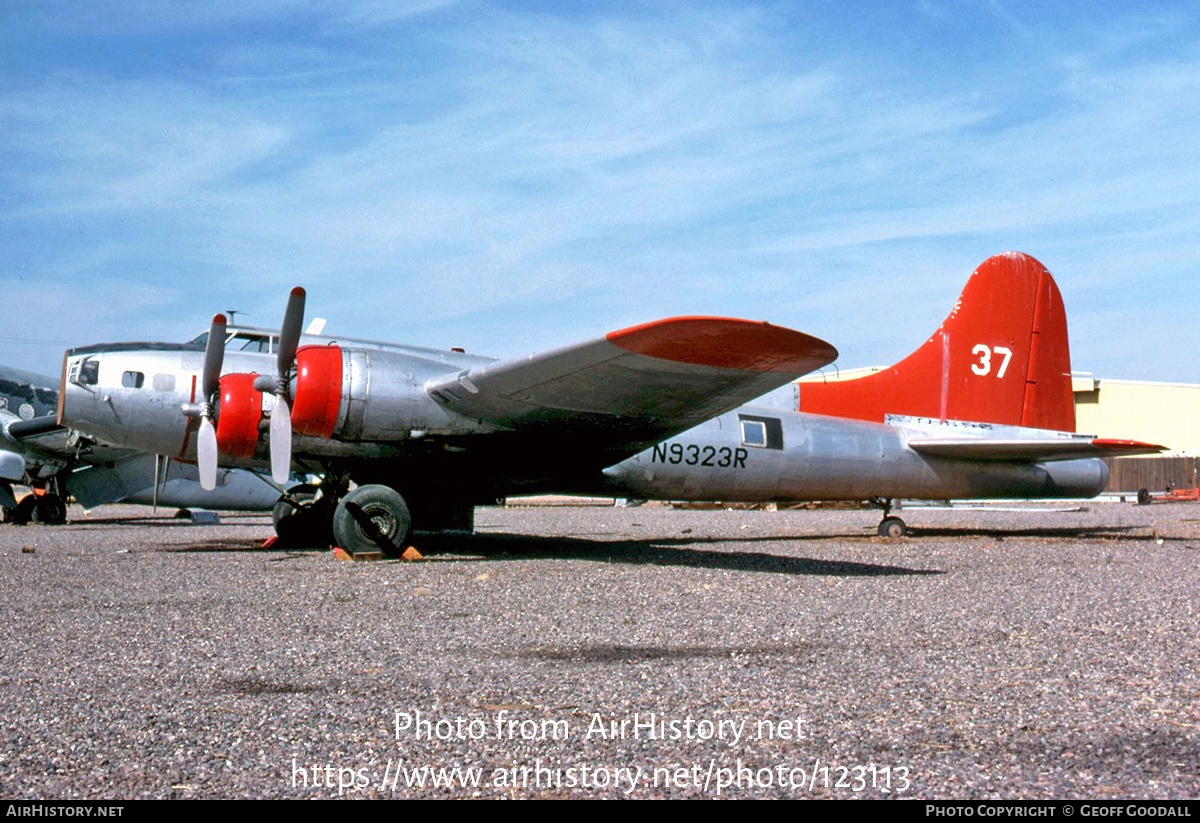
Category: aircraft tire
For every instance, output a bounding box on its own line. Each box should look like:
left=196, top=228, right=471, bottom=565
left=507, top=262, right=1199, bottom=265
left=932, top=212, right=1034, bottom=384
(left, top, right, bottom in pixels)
left=332, top=484, right=411, bottom=557
left=32, top=494, right=67, bottom=525
left=272, top=485, right=330, bottom=547
left=878, top=516, right=907, bottom=538
left=12, top=494, right=37, bottom=525
left=272, top=500, right=329, bottom=547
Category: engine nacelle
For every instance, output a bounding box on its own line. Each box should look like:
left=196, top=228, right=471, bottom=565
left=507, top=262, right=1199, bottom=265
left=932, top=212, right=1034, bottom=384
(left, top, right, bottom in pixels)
left=291, top=345, right=343, bottom=438
left=215, top=372, right=263, bottom=458
left=282, top=345, right=489, bottom=445
left=203, top=342, right=496, bottom=457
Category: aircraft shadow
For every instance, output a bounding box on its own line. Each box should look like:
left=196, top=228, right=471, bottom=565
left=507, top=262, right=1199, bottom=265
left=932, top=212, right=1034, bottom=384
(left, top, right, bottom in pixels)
left=159, top=530, right=940, bottom=577
left=908, top=525, right=1146, bottom=539
left=60, top=514, right=272, bottom=528
left=164, top=538, right=287, bottom=553
left=418, top=532, right=941, bottom=577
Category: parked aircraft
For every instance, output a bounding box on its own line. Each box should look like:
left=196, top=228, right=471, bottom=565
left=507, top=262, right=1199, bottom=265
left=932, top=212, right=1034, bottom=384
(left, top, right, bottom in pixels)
left=0, top=364, right=64, bottom=521
left=56, top=252, right=1161, bottom=550
left=1, top=364, right=285, bottom=523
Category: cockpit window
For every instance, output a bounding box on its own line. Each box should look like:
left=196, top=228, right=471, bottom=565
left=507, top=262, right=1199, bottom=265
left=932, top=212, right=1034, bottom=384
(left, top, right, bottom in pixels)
left=232, top=333, right=273, bottom=353
left=74, top=359, right=100, bottom=387
left=189, top=331, right=274, bottom=353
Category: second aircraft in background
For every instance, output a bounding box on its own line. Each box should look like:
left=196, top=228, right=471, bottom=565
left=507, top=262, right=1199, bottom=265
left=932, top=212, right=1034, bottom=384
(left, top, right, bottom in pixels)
left=1, top=364, right=288, bottom=524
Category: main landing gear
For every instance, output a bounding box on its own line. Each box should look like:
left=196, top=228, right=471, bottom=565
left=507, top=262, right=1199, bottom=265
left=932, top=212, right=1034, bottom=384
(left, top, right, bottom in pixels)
left=271, top=484, right=332, bottom=547
left=870, top=498, right=908, bottom=538
left=271, top=478, right=470, bottom=557
left=3, top=485, right=68, bottom=526
left=332, top=485, right=412, bottom=555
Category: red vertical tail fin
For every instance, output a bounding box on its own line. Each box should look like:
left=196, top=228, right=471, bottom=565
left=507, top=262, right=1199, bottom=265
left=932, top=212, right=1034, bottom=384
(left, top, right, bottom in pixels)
left=796, top=252, right=1075, bottom=431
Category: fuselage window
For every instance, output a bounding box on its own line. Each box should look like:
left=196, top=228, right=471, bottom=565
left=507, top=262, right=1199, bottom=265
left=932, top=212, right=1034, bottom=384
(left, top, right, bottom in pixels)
left=741, top=419, right=767, bottom=447
left=738, top=414, right=784, bottom=450
left=121, top=371, right=145, bottom=389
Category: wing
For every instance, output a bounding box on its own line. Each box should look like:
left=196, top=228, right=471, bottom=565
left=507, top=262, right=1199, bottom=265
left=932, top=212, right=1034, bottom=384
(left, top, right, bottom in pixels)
left=908, top=436, right=1166, bottom=461
left=426, top=316, right=837, bottom=455
left=2, top=411, right=156, bottom=484
left=1, top=413, right=66, bottom=486
left=4, top=413, right=63, bottom=441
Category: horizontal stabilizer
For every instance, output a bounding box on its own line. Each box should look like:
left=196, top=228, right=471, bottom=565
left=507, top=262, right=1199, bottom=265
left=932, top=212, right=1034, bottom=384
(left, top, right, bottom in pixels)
left=909, top=436, right=1165, bottom=462
left=1089, top=438, right=1170, bottom=457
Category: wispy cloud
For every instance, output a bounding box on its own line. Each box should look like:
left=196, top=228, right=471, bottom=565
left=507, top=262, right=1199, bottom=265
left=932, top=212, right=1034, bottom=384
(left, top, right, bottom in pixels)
left=1, top=2, right=1198, bottom=381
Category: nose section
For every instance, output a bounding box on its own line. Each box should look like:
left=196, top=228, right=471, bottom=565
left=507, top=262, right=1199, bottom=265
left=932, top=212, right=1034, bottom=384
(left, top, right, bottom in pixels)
left=58, top=351, right=91, bottom=428
left=57, top=351, right=71, bottom=426
left=58, top=344, right=211, bottom=457
left=58, top=349, right=120, bottom=446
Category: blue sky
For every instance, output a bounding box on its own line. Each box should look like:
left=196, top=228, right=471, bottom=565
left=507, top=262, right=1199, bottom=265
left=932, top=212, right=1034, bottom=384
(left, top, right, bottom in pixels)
left=3, top=0, right=1198, bottom=384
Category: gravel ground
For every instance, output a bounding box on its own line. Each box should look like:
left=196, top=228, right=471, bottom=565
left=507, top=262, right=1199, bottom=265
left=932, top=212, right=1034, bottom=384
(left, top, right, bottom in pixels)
left=1, top=499, right=1198, bottom=799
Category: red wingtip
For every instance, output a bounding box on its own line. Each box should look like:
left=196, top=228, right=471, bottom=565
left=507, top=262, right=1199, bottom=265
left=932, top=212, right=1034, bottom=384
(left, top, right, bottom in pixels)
left=607, top=316, right=837, bottom=373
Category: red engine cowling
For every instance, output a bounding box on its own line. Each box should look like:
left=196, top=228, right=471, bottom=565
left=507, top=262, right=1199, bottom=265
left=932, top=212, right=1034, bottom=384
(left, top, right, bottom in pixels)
left=216, top=372, right=263, bottom=458
left=291, top=345, right=342, bottom=438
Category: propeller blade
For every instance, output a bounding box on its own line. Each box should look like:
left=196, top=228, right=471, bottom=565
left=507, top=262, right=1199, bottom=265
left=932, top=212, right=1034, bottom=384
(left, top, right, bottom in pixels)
left=277, top=287, right=306, bottom=377
left=267, top=287, right=305, bottom=484
left=270, top=396, right=293, bottom=484
left=202, top=314, right=227, bottom=402
left=197, top=417, right=218, bottom=491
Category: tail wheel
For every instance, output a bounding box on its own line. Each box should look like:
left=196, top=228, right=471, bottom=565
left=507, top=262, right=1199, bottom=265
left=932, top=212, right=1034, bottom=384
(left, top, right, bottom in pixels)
left=332, top=484, right=411, bottom=556
left=878, top=516, right=907, bottom=538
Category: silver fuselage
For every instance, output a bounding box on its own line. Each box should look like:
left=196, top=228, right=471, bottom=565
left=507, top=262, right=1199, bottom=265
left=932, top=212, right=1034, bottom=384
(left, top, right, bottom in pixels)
left=601, top=408, right=1107, bottom=501
left=59, top=332, right=1109, bottom=505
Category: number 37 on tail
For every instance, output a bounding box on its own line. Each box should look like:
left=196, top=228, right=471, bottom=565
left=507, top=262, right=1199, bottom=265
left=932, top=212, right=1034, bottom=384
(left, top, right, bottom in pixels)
left=57, top=252, right=1162, bottom=552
